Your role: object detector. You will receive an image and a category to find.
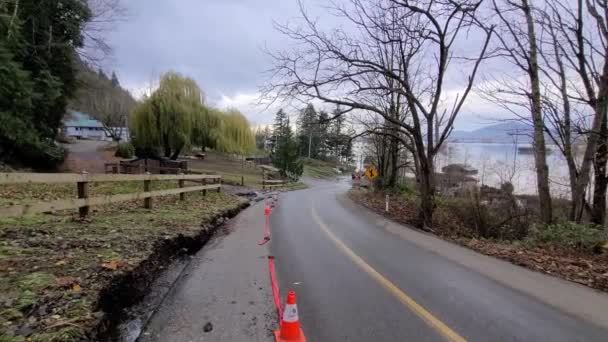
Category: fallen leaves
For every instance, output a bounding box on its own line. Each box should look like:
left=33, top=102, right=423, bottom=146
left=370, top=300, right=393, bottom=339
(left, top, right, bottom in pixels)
left=101, top=260, right=121, bottom=271
left=349, top=188, right=608, bottom=293
left=0, top=191, right=244, bottom=340
left=450, top=237, right=608, bottom=292
left=55, top=276, right=77, bottom=287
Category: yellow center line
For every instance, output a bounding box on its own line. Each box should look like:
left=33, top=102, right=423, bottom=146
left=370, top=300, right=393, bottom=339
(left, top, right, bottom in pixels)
left=310, top=206, right=467, bottom=342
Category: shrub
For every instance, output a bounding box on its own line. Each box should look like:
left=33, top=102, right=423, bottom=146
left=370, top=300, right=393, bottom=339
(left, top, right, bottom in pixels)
left=115, top=142, right=135, bottom=158
left=526, top=222, right=607, bottom=253
left=438, top=191, right=531, bottom=240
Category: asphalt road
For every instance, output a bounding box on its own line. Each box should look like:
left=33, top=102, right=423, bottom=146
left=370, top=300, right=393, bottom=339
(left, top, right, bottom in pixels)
left=270, top=178, right=608, bottom=341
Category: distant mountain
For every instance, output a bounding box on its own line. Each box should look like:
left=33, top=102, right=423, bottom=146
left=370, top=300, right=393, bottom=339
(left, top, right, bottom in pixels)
left=449, top=122, right=534, bottom=143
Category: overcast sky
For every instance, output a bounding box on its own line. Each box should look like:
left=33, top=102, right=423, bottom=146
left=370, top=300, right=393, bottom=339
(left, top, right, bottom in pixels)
left=104, top=0, right=504, bottom=131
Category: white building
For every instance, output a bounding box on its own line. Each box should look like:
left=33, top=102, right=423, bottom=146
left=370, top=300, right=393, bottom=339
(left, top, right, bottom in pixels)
left=63, top=111, right=129, bottom=141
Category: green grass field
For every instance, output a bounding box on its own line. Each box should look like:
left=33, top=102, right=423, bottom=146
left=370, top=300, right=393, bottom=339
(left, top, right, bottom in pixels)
left=0, top=186, right=244, bottom=341
left=187, top=151, right=307, bottom=190
left=302, top=158, right=346, bottom=179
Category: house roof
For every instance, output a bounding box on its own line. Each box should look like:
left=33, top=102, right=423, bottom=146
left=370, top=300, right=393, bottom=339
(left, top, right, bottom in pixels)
left=64, top=111, right=103, bottom=128
left=441, top=163, right=478, bottom=174
left=435, top=172, right=478, bottom=183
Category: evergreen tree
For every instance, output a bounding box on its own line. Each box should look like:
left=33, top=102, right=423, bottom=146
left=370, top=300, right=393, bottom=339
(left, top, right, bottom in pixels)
left=327, top=105, right=350, bottom=162
left=110, top=71, right=120, bottom=87
left=270, top=109, right=288, bottom=153
left=297, top=103, right=319, bottom=158
left=0, top=0, right=92, bottom=168
left=255, top=126, right=271, bottom=151
left=272, top=116, right=303, bottom=180
left=317, top=110, right=330, bottom=159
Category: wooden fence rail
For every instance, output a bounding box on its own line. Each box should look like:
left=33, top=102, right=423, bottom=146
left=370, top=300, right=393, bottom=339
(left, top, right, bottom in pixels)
left=262, top=179, right=288, bottom=190
left=0, top=172, right=222, bottom=218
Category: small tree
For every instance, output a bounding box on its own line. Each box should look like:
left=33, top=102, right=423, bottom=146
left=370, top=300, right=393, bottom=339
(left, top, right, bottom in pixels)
left=273, top=118, right=303, bottom=180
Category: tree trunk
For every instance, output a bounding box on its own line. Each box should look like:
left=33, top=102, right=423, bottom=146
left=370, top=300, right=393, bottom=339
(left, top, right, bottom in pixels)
left=592, top=114, right=608, bottom=225
left=163, top=134, right=171, bottom=158
left=170, top=146, right=181, bottom=160
left=566, top=153, right=580, bottom=220
left=387, top=136, right=398, bottom=188
left=418, top=156, right=435, bottom=230
left=551, top=32, right=578, bottom=221
left=524, top=0, right=552, bottom=223
left=570, top=0, right=608, bottom=222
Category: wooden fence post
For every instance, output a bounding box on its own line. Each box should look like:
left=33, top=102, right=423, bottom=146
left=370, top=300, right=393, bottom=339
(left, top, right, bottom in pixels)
left=217, top=177, right=221, bottom=193
left=178, top=173, right=185, bottom=201
left=241, top=175, right=244, bottom=186
left=144, top=172, right=151, bottom=209
left=77, top=171, right=89, bottom=218
left=202, top=178, right=207, bottom=196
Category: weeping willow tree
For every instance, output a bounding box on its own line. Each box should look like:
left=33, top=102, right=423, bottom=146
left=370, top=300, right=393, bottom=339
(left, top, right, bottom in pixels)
left=130, top=72, right=205, bottom=159
left=130, top=72, right=256, bottom=160
left=191, top=107, right=222, bottom=152
left=216, top=108, right=256, bottom=155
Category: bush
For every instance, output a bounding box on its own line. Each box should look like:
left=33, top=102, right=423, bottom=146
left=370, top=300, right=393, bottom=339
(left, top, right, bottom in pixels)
left=438, top=191, right=531, bottom=240
left=526, top=222, right=607, bottom=253
left=115, top=142, right=135, bottom=158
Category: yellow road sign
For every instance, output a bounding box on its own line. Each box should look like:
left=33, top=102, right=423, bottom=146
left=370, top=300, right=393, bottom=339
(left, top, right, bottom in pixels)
left=365, top=166, right=378, bottom=180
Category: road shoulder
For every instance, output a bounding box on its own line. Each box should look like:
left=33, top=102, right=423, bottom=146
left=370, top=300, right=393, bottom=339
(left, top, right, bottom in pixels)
left=338, top=192, right=608, bottom=329
left=139, top=201, right=275, bottom=342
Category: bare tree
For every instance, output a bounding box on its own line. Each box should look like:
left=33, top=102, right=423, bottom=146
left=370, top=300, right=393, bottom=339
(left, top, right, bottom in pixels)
left=80, top=0, right=128, bottom=64
left=535, top=5, right=580, bottom=220
left=356, top=108, right=415, bottom=188
left=482, top=0, right=553, bottom=223
left=262, top=0, right=493, bottom=228
left=71, top=64, right=137, bottom=141
left=539, top=0, right=608, bottom=225
left=90, top=87, right=135, bottom=141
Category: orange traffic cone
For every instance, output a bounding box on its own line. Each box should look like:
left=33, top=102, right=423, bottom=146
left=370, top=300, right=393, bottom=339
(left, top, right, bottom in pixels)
left=274, top=291, right=307, bottom=342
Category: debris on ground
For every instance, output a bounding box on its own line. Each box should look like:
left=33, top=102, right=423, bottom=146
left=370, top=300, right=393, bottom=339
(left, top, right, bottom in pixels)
left=349, top=188, right=608, bottom=293
left=0, top=185, right=246, bottom=341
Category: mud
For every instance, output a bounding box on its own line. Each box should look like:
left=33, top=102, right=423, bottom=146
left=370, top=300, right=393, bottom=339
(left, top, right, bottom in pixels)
left=93, top=202, right=250, bottom=341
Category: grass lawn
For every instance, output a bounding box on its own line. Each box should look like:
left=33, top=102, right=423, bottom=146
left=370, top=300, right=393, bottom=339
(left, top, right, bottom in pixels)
left=187, top=152, right=265, bottom=188
left=302, top=158, right=347, bottom=179
left=0, top=180, right=245, bottom=341
left=187, top=151, right=306, bottom=190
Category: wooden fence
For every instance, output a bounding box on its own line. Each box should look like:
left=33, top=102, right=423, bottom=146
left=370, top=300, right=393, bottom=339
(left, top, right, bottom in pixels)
left=262, top=179, right=288, bottom=190
left=0, top=172, right=221, bottom=218
left=104, top=162, right=184, bottom=175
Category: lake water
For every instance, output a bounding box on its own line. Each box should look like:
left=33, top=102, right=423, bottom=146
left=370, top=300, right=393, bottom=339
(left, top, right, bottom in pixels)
left=435, top=142, right=571, bottom=197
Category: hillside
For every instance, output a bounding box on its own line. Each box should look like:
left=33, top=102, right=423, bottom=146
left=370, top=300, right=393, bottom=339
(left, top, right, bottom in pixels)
left=449, top=122, right=533, bottom=143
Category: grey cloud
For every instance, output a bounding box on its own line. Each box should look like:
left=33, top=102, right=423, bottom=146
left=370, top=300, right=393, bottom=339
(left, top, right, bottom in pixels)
left=105, top=0, right=510, bottom=130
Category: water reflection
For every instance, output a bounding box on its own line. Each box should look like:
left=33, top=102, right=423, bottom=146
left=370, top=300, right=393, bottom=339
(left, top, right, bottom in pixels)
left=435, top=143, right=571, bottom=197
